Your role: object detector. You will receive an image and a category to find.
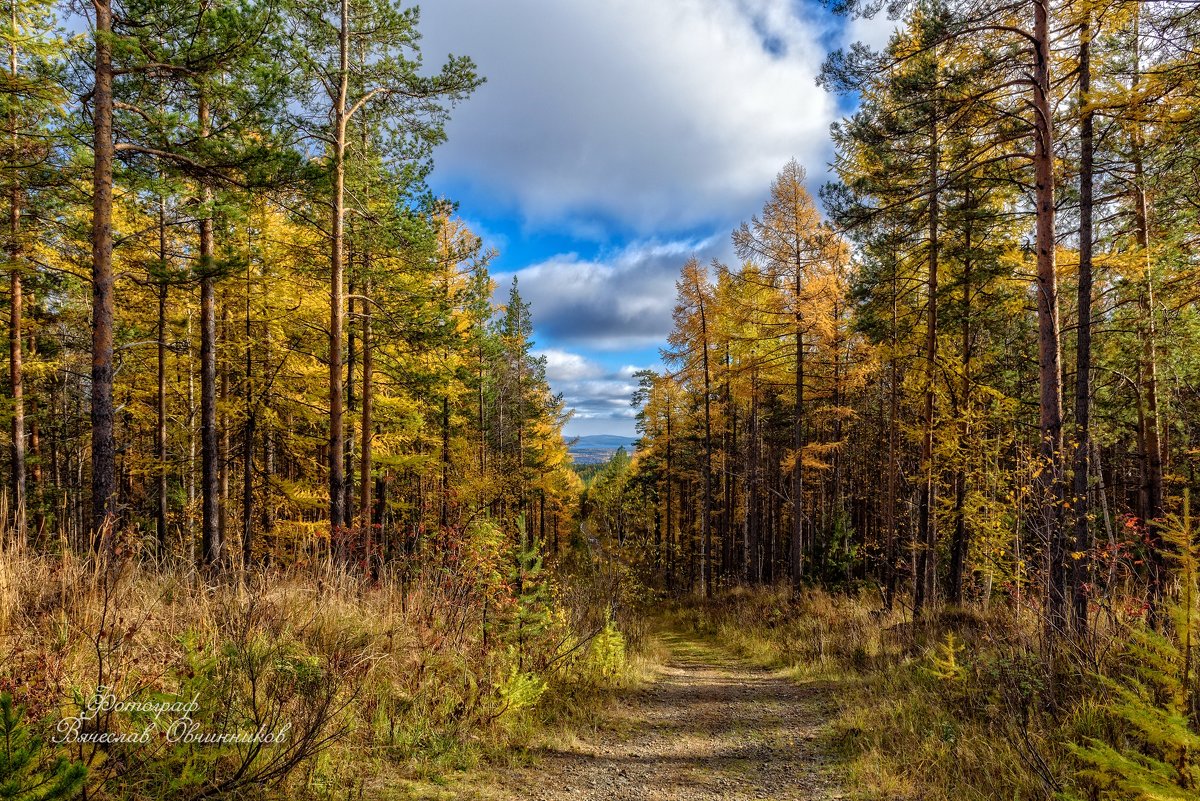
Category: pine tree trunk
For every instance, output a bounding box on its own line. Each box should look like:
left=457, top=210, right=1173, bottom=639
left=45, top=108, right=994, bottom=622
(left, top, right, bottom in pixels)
left=90, top=0, right=116, bottom=547
left=186, top=311, right=196, bottom=562
left=792, top=308, right=805, bottom=590
left=360, top=278, right=373, bottom=535
left=242, top=254, right=254, bottom=569
left=328, top=0, right=350, bottom=534
left=885, top=255, right=900, bottom=610
left=345, top=273, right=356, bottom=526
left=1033, top=0, right=1067, bottom=637
left=10, top=188, right=24, bottom=544
left=915, top=116, right=939, bottom=619
left=1128, top=16, right=1164, bottom=623
left=949, top=218, right=972, bottom=605
left=156, top=273, right=168, bottom=559
left=665, top=400, right=674, bottom=592
left=199, top=88, right=221, bottom=566
left=219, top=291, right=229, bottom=554
left=699, top=295, right=713, bottom=599
left=1071, top=10, right=1095, bottom=637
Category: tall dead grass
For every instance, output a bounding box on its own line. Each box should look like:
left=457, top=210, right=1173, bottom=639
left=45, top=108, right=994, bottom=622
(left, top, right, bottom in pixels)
left=0, top=538, right=642, bottom=799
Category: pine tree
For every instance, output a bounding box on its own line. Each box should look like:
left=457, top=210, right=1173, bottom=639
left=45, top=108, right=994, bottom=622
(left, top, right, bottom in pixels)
left=289, top=0, right=480, bottom=535
left=0, top=693, right=87, bottom=801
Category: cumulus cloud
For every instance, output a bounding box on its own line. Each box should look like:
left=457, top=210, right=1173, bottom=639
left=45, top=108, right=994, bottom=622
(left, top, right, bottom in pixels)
left=539, top=348, right=606, bottom=382
left=419, top=0, right=839, bottom=235
left=504, top=236, right=728, bottom=351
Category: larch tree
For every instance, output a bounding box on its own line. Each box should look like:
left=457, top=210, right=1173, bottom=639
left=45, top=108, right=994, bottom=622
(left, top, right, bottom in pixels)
left=733, top=161, right=842, bottom=589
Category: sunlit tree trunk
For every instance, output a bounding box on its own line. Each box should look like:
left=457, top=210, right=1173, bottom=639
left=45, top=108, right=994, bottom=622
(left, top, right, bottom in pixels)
left=915, top=115, right=939, bottom=618
left=327, top=0, right=350, bottom=533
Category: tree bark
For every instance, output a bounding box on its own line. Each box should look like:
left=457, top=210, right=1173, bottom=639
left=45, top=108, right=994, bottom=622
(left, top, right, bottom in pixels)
left=8, top=13, right=25, bottom=544
left=665, top=391, right=674, bottom=592
left=345, top=272, right=356, bottom=526
left=792, top=294, right=805, bottom=590
left=359, top=278, right=373, bottom=536
left=1071, top=8, right=1095, bottom=636
left=698, top=282, right=714, bottom=599
left=186, top=311, right=196, bottom=562
left=219, top=290, right=229, bottom=552
left=199, top=91, right=221, bottom=567
left=91, top=0, right=117, bottom=547
left=885, top=247, right=900, bottom=610
left=156, top=268, right=168, bottom=557
left=242, top=250, right=254, bottom=569
left=1128, top=14, right=1164, bottom=623
left=949, top=206, right=973, bottom=605
left=10, top=186, right=24, bottom=544
left=327, top=0, right=350, bottom=533
left=915, top=114, right=939, bottom=619
left=1033, top=0, right=1067, bottom=637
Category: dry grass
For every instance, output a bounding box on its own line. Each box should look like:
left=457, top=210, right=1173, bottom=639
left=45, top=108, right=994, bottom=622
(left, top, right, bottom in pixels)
left=0, top=539, right=644, bottom=800
left=669, top=586, right=1110, bottom=801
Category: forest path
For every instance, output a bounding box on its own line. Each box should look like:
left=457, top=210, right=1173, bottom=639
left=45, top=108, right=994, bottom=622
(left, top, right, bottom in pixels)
left=488, top=630, right=848, bottom=801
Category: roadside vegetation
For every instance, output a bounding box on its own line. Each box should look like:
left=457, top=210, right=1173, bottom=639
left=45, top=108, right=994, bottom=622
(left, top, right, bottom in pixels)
left=661, top=505, right=1200, bottom=801
left=0, top=524, right=650, bottom=800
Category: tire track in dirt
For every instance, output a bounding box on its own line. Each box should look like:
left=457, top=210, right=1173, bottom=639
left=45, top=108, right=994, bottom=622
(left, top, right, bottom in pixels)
left=495, top=631, right=848, bottom=801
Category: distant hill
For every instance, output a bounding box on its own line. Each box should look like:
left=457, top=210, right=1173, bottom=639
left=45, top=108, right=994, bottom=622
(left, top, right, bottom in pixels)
left=567, top=435, right=638, bottom=466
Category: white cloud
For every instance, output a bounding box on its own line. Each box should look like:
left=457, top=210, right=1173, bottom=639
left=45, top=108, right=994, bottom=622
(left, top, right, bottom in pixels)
left=537, top=348, right=606, bottom=382
left=502, top=235, right=728, bottom=351
left=843, top=12, right=900, bottom=52
left=419, top=0, right=839, bottom=235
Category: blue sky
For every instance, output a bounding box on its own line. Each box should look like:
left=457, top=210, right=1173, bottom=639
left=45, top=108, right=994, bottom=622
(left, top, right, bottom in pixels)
left=418, top=0, right=895, bottom=437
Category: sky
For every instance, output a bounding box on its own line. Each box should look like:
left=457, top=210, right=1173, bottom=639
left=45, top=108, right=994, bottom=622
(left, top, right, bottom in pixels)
left=418, top=0, right=896, bottom=438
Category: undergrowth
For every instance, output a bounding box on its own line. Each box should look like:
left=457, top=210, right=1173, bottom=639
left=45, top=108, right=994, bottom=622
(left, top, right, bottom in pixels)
left=0, top=519, right=648, bottom=800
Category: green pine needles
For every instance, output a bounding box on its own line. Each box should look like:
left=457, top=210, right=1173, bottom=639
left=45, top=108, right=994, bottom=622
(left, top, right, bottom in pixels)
left=511, top=514, right=554, bottom=673
left=0, top=693, right=86, bottom=801
left=1069, top=494, right=1200, bottom=800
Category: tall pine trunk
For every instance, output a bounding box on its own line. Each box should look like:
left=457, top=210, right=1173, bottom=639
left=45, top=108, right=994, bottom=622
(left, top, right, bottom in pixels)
left=327, top=0, right=350, bottom=533
left=699, top=298, right=713, bottom=599
left=915, top=115, right=939, bottom=618
left=242, top=253, right=255, bottom=568
left=8, top=17, right=25, bottom=543
left=949, top=214, right=972, bottom=605
left=91, top=0, right=116, bottom=547
left=199, top=90, right=221, bottom=567
left=9, top=182, right=24, bottom=543
left=156, top=271, right=168, bottom=557
left=1034, top=0, right=1067, bottom=637
left=1072, top=8, right=1095, bottom=636
left=360, top=277, right=373, bottom=538
left=1129, top=13, right=1164, bottom=622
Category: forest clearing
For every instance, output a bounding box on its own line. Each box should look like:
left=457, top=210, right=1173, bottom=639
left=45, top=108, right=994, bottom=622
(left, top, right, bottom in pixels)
left=4, top=0, right=1200, bottom=798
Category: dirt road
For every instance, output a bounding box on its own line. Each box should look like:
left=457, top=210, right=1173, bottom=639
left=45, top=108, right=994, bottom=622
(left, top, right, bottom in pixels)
left=493, top=631, right=846, bottom=801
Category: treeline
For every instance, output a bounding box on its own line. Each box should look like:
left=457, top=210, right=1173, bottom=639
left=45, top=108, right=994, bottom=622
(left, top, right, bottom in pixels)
left=0, top=0, right=579, bottom=566
left=595, top=0, right=1200, bottom=639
